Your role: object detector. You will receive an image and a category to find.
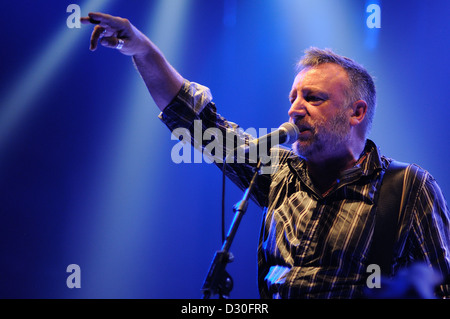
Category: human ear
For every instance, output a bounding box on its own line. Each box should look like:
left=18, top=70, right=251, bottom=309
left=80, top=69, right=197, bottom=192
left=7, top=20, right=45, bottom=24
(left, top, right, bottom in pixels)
left=350, top=100, right=367, bottom=126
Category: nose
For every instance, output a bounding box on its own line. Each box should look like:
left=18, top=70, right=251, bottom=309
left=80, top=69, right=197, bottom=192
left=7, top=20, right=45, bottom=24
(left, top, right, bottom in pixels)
left=288, top=98, right=307, bottom=121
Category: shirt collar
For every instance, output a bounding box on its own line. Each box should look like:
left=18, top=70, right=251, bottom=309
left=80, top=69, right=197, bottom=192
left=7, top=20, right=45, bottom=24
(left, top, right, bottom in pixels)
left=354, top=139, right=385, bottom=176
left=287, top=139, right=385, bottom=184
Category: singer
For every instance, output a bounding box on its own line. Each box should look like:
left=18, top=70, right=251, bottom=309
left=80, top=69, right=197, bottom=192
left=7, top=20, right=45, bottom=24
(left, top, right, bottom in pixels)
left=81, top=13, right=450, bottom=299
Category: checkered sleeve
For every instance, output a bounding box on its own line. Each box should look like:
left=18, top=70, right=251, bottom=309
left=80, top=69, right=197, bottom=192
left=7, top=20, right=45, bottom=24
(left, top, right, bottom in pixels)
left=158, top=79, right=271, bottom=207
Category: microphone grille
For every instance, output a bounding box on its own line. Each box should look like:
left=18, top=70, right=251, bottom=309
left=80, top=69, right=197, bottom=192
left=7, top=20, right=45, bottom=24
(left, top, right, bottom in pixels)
left=279, top=122, right=299, bottom=144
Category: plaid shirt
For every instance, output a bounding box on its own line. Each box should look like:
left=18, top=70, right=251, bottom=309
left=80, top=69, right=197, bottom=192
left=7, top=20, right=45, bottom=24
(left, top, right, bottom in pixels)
left=159, top=80, right=450, bottom=298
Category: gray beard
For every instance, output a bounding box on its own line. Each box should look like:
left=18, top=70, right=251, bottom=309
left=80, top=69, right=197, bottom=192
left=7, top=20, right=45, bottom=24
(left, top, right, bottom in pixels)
left=293, top=109, right=350, bottom=160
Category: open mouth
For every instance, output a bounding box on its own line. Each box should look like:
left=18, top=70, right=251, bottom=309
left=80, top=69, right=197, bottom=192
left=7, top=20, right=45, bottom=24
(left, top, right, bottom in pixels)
left=295, top=124, right=314, bottom=141
left=297, top=125, right=312, bottom=133
left=290, top=118, right=313, bottom=138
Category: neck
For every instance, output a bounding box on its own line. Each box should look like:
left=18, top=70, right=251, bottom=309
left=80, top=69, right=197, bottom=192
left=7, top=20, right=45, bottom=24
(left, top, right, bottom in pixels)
left=306, top=144, right=363, bottom=195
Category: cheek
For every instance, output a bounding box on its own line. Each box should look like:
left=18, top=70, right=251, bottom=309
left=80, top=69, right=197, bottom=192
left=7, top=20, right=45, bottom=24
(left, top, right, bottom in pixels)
left=309, top=114, right=327, bottom=131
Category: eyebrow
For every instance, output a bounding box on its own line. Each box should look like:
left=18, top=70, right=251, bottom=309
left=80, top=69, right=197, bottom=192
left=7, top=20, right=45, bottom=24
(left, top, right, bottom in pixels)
left=302, top=86, right=326, bottom=94
left=289, top=86, right=329, bottom=100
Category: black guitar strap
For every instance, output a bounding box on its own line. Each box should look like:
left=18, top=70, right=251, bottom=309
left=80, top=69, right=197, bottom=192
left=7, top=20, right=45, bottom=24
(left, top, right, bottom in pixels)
left=368, top=160, right=410, bottom=276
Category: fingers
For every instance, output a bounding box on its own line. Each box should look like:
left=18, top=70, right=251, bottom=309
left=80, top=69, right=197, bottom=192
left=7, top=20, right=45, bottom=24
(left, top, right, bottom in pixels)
left=82, top=12, right=130, bottom=51
left=85, top=12, right=126, bottom=29
left=89, top=25, right=126, bottom=51
left=100, top=37, right=126, bottom=51
left=80, top=17, right=93, bottom=25
left=89, top=25, right=106, bottom=51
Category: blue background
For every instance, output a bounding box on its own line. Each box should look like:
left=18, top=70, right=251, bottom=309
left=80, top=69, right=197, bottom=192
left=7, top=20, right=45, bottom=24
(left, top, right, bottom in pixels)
left=1, top=0, right=449, bottom=298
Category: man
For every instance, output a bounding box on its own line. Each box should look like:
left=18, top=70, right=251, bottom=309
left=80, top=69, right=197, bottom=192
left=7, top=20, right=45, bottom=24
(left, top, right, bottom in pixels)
left=81, top=12, right=450, bottom=298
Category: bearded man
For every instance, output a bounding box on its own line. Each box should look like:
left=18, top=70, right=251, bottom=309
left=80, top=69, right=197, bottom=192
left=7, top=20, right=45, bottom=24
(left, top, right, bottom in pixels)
left=82, top=12, right=450, bottom=299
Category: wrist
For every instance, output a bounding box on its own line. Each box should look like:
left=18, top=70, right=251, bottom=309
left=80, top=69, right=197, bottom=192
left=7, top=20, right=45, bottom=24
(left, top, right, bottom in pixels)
left=132, top=33, right=158, bottom=60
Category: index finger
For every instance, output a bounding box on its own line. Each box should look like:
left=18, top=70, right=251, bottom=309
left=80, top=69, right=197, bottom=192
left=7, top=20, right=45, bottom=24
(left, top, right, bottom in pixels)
left=80, top=16, right=99, bottom=25
left=86, top=12, right=125, bottom=29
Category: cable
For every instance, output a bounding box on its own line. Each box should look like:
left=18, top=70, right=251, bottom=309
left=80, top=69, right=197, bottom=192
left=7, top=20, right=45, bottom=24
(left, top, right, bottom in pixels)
left=222, top=161, right=226, bottom=244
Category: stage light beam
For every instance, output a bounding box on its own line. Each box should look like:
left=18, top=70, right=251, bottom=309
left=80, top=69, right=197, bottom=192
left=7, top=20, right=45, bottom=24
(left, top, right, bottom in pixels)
left=78, top=0, right=192, bottom=297
left=0, top=0, right=113, bottom=158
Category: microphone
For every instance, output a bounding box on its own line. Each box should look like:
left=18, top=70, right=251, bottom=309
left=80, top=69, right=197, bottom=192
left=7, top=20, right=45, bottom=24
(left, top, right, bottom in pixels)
left=244, top=122, right=299, bottom=152
left=226, top=122, right=299, bottom=164
left=237, top=122, right=300, bottom=153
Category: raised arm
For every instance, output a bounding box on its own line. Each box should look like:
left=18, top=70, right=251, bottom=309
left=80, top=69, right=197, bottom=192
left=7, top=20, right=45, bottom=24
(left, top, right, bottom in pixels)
left=81, top=12, right=184, bottom=111
left=81, top=12, right=272, bottom=208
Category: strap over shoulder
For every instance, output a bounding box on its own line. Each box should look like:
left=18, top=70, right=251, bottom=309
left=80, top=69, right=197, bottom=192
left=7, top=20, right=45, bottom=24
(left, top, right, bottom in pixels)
left=368, top=160, right=410, bottom=276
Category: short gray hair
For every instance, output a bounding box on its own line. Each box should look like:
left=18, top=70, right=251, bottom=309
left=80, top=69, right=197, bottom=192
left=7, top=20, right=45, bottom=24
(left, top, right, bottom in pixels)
left=297, top=47, right=376, bottom=136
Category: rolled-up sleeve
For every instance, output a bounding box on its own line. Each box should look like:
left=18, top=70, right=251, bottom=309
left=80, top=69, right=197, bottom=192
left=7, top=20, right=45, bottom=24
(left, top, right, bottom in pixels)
left=158, top=79, right=271, bottom=207
left=158, top=80, right=213, bottom=128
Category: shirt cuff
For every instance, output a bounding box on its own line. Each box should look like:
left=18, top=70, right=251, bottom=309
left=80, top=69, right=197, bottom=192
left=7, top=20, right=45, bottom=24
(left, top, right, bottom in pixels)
left=158, top=79, right=213, bottom=125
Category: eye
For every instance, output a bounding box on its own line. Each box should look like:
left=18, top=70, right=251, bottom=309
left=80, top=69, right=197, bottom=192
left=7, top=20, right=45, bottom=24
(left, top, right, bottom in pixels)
left=289, top=95, right=296, bottom=104
left=305, top=95, right=324, bottom=103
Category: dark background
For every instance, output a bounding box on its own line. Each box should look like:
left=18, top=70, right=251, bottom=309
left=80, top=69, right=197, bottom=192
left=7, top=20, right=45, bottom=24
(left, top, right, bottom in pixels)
left=1, top=0, right=449, bottom=298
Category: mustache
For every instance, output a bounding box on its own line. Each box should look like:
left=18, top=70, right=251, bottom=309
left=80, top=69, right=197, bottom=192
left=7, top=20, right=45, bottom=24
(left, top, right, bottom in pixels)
left=293, top=118, right=316, bottom=133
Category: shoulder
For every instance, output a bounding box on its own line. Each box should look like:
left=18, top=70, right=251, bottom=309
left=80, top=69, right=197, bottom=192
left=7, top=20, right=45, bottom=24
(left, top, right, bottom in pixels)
left=382, top=158, right=429, bottom=185
left=380, top=159, right=445, bottom=211
left=396, top=162, right=448, bottom=217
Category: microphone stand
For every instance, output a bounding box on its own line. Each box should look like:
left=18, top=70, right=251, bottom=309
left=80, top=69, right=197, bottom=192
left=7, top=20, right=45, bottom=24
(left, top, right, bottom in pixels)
left=201, top=158, right=262, bottom=299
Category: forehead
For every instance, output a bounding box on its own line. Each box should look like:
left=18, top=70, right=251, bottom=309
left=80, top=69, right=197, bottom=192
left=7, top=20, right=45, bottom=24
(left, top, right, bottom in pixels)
left=291, top=63, right=350, bottom=94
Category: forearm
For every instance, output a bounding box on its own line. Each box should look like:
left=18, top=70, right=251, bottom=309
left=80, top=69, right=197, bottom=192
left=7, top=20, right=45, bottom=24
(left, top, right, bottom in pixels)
left=132, top=40, right=184, bottom=111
